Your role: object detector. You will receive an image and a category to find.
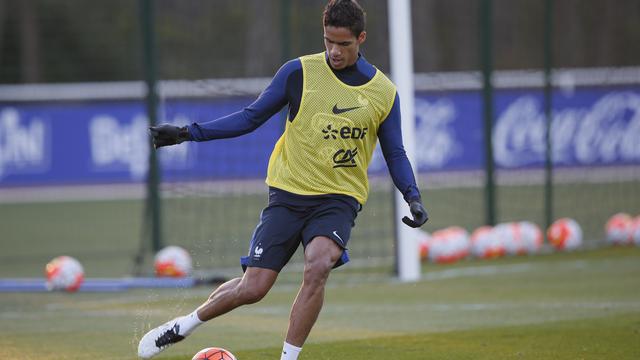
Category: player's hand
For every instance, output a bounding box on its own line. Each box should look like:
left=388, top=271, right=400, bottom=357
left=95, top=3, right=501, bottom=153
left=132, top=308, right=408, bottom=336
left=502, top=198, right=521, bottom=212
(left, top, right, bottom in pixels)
left=402, top=200, right=428, bottom=228
left=149, top=124, right=191, bottom=149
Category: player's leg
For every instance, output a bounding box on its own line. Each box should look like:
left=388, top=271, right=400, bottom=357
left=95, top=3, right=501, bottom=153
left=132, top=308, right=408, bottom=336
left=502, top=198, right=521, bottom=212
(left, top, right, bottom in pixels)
left=139, top=200, right=303, bottom=359
left=138, top=267, right=278, bottom=359
left=285, top=236, right=342, bottom=346
left=280, top=196, right=358, bottom=360
left=197, top=266, right=278, bottom=320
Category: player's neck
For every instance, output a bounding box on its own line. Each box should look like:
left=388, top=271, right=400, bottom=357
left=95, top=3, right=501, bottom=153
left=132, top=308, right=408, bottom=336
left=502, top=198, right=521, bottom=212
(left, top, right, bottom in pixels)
left=326, top=53, right=361, bottom=72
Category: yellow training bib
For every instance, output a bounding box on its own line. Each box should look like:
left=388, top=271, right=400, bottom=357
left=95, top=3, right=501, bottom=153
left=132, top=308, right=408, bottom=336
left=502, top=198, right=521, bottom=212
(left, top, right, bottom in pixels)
left=266, top=52, right=397, bottom=204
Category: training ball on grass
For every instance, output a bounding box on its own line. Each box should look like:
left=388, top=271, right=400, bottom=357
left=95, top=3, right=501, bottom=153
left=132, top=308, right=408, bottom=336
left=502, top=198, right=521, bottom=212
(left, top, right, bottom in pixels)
left=416, top=229, right=431, bottom=262
left=45, top=255, right=84, bottom=292
left=518, top=221, right=544, bottom=254
left=632, top=216, right=640, bottom=246
left=492, top=221, right=542, bottom=256
left=428, top=226, right=470, bottom=264
left=605, top=213, right=633, bottom=245
left=493, top=222, right=523, bottom=256
left=547, top=218, right=582, bottom=251
left=470, top=225, right=505, bottom=259
left=192, top=347, right=237, bottom=360
left=154, top=245, right=192, bottom=277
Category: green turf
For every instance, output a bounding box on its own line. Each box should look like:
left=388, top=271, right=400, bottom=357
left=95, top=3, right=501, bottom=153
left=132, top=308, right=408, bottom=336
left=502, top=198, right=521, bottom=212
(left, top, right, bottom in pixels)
left=0, top=199, right=145, bottom=277
left=1, top=180, right=638, bottom=278
left=0, top=246, right=638, bottom=359
left=231, top=314, right=640, bottom=360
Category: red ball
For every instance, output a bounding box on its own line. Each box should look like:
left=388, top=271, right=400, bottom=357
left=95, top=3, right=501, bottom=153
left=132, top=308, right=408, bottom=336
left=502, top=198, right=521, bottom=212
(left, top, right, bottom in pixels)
left=192, top=347, right=237, bottom=360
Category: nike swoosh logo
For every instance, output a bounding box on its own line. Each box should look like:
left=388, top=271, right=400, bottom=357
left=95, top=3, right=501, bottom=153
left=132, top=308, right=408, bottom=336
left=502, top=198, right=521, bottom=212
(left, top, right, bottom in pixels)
left=332, top=230, right=345, bottom=245
left=332, top=104, right=364, bottom=115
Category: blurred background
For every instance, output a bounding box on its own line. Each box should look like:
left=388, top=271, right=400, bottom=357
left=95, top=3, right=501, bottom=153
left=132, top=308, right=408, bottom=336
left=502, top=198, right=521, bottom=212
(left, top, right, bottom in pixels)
left=0, top=0, right=639, bottom=281
left=2, top=0, right=639, bottom=81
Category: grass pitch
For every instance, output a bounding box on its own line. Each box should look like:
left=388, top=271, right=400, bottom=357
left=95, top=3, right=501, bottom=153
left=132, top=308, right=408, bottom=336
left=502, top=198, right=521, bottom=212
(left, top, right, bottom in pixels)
left=1, top=179, right=639, bottom=278
left=1, top=246, right=639, bottom=359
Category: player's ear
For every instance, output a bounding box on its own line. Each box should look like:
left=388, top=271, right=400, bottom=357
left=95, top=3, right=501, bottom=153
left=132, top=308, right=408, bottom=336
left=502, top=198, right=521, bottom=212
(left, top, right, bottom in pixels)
left=357, top=31, right=366, bottom=45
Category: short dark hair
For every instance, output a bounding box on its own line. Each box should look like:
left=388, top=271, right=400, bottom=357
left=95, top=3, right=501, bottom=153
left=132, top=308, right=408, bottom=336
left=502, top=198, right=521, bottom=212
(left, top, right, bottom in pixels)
left=323, top=0, right=366, bottom=38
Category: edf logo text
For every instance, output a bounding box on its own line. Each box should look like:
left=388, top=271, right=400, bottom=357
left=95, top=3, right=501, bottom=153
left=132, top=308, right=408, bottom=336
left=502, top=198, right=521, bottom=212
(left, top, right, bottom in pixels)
left=323, top=124, right=368, bottom=140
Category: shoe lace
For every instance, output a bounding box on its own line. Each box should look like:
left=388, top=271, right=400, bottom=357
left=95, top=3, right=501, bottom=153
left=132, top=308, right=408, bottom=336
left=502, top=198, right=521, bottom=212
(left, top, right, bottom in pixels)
left=155, top=323, right=185, bottom=348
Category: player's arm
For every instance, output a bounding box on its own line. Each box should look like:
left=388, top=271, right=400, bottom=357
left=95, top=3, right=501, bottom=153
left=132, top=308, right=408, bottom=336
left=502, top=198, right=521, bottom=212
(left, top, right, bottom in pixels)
left=378, top=93, right=429, bottom=228
left=150, top=60, right=299, bottom=148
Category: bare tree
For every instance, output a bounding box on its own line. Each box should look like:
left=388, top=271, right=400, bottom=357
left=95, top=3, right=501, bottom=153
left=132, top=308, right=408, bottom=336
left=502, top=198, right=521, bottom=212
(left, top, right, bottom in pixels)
left=0, top=0, right=5, bottom=67
left=412, top=0, right=440, bottom=72
left=244, top=0, right=281, bottom=76
left=19, top=0, right=40, bottom=82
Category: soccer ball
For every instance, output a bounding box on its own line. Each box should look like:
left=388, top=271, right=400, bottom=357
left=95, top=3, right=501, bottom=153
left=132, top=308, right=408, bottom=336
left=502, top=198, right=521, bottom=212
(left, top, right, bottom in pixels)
left=492, top=221, right=542, bottom=256
left=416, top=229, right=431, bottom=262
left=493, top=222, right=524, bottom=256
left=518, top=221, right=543, bottom=254
left=470, top=225, right=505, bottom=259
left=605, top=213, right=633, bottom=245
left=154, top=245, right=192, bottom=277
left=632, top=216, right=640, bottom=246
left=428, top=226, right=470, bottom=264
left=192, top=347, right=237, bottom=360
left=547, top=218, right=583, bottom=251
left=45, top=255, right=84, bottom=292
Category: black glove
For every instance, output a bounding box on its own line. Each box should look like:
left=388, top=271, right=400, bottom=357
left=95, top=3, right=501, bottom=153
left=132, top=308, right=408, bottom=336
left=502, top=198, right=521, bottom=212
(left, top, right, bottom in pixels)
left=149, top=124, right=191, bottom=149
left=402, top=200, right=429, bottom=228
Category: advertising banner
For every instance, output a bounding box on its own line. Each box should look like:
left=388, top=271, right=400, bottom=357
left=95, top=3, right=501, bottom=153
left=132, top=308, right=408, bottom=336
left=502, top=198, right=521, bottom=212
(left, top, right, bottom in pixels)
left=1, top=86, right=638, bottom=187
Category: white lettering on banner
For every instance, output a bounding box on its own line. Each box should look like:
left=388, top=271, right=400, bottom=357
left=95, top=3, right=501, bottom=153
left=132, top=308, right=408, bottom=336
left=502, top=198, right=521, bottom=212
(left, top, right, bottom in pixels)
left=414, top=98, right=461, bottom=169
left=89, top=114, right=190, bottom=180
left=574, top=92, right=640, bottom=163
left=494, top=92, right=640, bottom=167
left=494, top=97, right=547, bottom=167
left=0, top=108, right=48, bottom=179
left=366, top=98, right=461, bottom=172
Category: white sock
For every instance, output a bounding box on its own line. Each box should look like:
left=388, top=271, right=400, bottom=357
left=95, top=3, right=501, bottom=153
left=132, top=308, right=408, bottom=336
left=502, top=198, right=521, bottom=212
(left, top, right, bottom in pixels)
left=178, top=310, right=204, bottom=335
left=280, top=341, right=302, bottom=360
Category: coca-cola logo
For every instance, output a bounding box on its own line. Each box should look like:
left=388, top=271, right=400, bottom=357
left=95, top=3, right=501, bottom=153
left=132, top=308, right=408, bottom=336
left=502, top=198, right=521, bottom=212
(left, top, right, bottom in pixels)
left=574, top=93, right=640, bottom=163
left=494, top=92, right=640, bottom=167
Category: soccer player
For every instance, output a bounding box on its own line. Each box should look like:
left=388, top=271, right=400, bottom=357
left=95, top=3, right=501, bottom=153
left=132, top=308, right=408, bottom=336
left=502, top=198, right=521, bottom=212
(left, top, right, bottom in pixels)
left=138, top=1, right=428, bottom=359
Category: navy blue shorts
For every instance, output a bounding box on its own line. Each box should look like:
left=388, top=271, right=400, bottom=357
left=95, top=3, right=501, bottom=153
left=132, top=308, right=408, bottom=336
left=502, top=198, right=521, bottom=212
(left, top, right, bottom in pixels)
left=240, top=187, right=360, bottom=272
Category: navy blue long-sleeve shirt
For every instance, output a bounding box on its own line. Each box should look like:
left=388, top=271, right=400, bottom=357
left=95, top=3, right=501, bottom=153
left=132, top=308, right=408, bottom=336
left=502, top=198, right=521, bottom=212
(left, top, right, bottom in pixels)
left=188, top=54, right=421, bottom=203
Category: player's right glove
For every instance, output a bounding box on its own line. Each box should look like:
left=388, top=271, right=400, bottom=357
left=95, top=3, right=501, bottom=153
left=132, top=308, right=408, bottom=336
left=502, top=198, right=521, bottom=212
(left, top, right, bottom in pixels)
left=149, top=124, right=191, bottom=149
left=402, top=200, right=429, bottom=228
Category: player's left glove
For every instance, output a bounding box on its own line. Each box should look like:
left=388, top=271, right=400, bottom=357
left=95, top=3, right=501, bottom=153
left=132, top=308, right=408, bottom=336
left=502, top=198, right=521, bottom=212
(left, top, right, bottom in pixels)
left=402, top=200, right=429, bottom=228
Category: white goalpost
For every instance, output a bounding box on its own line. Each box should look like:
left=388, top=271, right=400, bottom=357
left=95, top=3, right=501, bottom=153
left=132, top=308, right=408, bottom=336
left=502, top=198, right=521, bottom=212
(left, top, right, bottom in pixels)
left=388, top=0, right=421, bottom=282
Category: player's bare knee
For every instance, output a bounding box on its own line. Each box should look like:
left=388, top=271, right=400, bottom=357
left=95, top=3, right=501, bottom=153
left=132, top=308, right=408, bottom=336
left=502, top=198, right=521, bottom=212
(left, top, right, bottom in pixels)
left=306, top=236, right=342, bottom=264
left=240, top=286, right=268, bottom=304
left=303, top=257, right=333, bottom=288
left=233, top=268, right=277, bottom=304
left=238, top=277, right=271, bottom=304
